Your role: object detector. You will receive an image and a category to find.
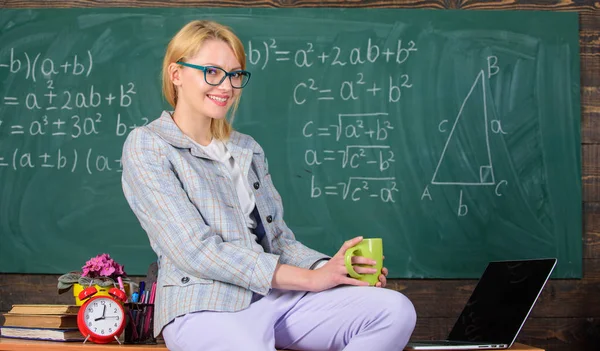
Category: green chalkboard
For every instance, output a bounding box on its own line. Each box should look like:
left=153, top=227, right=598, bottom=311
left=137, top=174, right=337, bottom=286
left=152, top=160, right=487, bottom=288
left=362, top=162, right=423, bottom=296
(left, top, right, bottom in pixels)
left=0, top=8, right=581, bottom=278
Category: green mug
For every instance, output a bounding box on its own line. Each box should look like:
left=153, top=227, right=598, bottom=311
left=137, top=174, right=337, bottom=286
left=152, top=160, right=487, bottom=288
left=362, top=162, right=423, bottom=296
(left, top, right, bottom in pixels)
left=344, top=238, right=383, bottom=286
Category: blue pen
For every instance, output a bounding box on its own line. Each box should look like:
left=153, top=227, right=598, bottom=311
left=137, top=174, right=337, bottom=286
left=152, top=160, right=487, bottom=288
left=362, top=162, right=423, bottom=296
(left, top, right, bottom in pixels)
left=139, top=281, right=145, bottom=301
left=131, top=292, right=140, bottom=303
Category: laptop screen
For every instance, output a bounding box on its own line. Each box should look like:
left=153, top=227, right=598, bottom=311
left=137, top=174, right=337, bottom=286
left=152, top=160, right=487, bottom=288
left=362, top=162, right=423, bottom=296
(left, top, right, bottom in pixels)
left=448, top=258, right=556, bottom=344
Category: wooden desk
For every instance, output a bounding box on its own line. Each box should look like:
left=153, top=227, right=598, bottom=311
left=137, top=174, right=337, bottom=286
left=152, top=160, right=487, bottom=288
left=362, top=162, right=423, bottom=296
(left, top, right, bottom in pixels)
left=0, top=338, right=544, bottom=350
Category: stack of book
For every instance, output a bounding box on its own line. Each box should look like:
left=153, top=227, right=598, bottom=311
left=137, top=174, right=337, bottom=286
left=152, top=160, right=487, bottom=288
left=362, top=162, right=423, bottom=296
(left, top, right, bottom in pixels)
left=0, top=304, right=83, bottom=342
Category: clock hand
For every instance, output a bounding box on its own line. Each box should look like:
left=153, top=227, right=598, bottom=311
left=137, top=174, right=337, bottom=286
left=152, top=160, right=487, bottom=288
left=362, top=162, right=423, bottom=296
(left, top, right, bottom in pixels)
left=94, top=305, right=107, bottom=321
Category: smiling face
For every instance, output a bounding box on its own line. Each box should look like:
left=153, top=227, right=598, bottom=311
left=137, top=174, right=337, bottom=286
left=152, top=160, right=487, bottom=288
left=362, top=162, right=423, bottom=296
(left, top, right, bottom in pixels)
left=171, top=39, right=242, bottom=122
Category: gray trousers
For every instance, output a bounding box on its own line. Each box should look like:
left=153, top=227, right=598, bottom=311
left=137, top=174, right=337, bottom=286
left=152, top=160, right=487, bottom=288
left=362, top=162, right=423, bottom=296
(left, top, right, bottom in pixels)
left=162, top=285, right=416, bottom=351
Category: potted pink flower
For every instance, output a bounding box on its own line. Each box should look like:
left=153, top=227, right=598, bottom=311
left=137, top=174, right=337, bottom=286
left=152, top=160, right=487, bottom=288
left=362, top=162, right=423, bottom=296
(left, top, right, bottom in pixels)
left=81, top=253, right=126, bottom=279
left=58, top=253, right=133, bottom=305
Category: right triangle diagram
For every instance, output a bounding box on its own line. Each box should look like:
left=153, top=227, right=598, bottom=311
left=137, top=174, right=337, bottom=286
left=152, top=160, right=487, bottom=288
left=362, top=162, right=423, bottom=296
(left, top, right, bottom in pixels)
left=431, top=70, right=495, bottom=186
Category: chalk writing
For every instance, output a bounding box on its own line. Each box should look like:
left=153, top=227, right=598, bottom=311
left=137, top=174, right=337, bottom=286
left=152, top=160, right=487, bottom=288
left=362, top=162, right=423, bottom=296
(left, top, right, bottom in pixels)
left=248, top=39, right=418, bottom=70
left=422, top=57, right=509, bottom=216
left=1, top=44, right=410, bottom=207
left=0, top=147, right=122, bottom=174
left=0, top=48, right=93, bottom=82
left=302, top=111, right=399, bottom=202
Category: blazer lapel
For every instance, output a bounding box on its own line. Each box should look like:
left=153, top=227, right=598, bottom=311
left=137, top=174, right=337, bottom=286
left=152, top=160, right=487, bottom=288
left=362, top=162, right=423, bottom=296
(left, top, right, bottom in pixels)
left=227, top=141, right=253, bottom=183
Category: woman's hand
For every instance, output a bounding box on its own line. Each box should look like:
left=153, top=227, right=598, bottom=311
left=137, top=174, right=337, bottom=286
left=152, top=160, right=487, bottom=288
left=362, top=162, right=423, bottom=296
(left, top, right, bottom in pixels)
left=375, top=257, right=388, bottom=288
left=273, top=237, right=389, bottom=292
left=310, top=236, right=378, bottom=292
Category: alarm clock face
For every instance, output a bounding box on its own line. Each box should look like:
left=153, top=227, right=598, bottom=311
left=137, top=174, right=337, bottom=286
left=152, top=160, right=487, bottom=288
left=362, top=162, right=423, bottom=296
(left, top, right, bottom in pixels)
left=82, top=296, right=125, bottom=338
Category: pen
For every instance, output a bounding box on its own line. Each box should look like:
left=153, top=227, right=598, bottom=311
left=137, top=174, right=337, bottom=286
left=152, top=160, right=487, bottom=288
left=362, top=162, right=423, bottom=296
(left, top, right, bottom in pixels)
left=117, top=277, right=126, bottom=302
left=135, top=306, right=143, bottom=340
left=139, top=281, right=145, bottom=301
left=142, top=304, right=152, bottom=339
left=127, top=308, right=139, bottom=340
left=131, top=292, right=139, bottom=303
left=149, top=282, right=157, bottom=304
left=138, top=305, right=146, bottom=339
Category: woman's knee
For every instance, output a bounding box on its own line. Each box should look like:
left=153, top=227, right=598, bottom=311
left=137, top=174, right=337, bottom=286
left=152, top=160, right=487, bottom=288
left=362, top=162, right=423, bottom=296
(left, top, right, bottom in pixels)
left=387, top=290, right=417, bottom=331
left=366, top=288, right=417, bottom=332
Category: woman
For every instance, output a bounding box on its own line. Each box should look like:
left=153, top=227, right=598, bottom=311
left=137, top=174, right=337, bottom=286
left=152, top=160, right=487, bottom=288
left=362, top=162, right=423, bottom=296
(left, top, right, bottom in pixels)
left=122, top=20, right=416, bottom=351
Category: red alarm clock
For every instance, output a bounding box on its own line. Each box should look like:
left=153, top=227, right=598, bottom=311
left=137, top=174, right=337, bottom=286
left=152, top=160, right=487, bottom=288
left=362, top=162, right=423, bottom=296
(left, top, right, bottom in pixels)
left=77, top=285, right=127, bottom=344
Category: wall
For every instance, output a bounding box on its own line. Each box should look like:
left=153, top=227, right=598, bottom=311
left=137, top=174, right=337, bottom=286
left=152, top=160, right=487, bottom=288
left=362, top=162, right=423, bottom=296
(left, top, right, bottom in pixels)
left=0, top=1, right=598, bottom=350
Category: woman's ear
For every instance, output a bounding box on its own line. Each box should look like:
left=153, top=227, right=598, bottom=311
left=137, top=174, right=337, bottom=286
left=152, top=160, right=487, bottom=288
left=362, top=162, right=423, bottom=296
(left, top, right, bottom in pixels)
left=169, top=62, right=182, bottom=86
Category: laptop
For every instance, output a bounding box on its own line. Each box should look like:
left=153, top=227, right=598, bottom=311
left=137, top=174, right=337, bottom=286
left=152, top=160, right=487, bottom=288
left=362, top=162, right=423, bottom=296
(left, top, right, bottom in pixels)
left=406, top=258, right=557, bottom=350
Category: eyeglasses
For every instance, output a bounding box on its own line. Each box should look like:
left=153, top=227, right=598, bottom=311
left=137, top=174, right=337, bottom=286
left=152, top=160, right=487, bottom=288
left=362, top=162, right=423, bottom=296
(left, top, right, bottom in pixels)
left=176, top=61, right=251, bottom=89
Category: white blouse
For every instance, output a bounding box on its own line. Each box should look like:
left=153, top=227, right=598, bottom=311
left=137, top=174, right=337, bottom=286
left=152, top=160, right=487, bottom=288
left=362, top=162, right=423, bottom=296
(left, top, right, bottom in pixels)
left=198, top=138, right=257, bottom=229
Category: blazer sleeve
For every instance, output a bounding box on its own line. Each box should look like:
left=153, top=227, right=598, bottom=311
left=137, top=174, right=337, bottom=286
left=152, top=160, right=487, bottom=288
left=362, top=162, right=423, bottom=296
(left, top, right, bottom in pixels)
left=121, top=128, right=279, bottom=296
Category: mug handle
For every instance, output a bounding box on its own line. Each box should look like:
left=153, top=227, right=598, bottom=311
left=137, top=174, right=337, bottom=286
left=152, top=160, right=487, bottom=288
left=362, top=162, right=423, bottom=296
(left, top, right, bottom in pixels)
left=345, top=247, right=362, bottom=279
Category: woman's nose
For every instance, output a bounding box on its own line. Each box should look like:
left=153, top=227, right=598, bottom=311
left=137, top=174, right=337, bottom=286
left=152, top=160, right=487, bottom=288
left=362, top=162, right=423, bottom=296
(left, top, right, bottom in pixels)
left=216, top=76, right=234, bottom=90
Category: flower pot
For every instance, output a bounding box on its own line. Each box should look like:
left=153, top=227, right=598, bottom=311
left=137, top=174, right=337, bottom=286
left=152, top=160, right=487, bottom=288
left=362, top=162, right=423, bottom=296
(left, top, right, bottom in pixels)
left=73, top=283, right=130, bottom=306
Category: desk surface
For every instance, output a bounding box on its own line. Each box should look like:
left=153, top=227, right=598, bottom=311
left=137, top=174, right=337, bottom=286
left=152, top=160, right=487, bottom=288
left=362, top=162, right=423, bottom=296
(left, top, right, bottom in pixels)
left=0, top=338, right=167, bottom=350
left=0, top=338, right=544, bottom=351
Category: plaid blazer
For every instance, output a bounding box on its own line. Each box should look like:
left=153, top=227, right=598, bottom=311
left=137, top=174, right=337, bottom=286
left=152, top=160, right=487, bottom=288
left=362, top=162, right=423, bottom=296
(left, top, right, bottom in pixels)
left=121, top=111, right=329, bottom=336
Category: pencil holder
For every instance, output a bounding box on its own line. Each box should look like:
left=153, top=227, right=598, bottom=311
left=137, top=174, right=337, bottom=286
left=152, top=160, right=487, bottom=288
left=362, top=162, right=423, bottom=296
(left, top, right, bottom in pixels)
left=124, top=303, right=156, bottom=344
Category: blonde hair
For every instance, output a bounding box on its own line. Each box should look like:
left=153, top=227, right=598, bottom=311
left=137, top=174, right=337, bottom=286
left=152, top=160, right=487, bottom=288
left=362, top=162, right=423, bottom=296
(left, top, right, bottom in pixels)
left=162, top=20, right=247, bottom=140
